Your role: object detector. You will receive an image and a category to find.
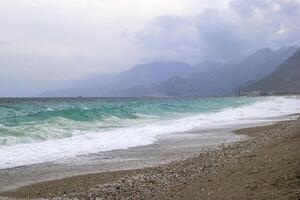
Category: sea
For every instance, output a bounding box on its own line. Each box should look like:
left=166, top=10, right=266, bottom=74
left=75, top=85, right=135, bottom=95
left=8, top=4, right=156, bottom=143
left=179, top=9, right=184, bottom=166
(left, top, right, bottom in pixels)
left=0, top=96, right=299, bottom=169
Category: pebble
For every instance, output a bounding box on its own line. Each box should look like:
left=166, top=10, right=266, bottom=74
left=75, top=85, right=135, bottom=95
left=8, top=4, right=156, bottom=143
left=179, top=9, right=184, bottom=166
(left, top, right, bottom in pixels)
left=47, top=119, right=298, bottom=200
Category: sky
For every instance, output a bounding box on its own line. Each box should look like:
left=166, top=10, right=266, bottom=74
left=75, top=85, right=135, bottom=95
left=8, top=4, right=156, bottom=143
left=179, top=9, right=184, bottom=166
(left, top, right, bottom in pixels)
left=0, top=0, right=299, bottom=96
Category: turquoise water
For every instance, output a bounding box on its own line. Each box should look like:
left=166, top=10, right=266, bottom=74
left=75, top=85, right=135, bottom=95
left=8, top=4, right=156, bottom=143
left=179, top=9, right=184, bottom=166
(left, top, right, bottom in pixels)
left=0, top=97, right=255, bottom=145
left=0, top=96, right=299, bottom=169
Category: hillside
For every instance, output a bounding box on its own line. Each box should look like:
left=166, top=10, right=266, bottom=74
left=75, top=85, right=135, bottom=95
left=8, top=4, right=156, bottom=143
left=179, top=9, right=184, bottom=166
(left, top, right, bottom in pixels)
left=244, top=49, right=300, bottom=94
left=137, top=46, right=299, bottom=97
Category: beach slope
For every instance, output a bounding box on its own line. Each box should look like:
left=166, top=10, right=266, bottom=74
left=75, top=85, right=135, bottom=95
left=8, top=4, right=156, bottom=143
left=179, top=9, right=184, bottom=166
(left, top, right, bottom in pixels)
left=2, top=117, right=300, bottom=200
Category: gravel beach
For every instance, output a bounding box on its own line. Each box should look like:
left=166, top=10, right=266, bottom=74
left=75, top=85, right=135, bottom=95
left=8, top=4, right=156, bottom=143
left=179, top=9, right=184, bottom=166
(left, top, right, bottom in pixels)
left=1, top=117, right=300, bottom=200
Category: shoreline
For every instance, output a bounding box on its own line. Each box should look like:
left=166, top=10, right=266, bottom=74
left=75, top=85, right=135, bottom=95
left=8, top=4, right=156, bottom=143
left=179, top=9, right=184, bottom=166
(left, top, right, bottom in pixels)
left=0, top=126, right=247, bottom=193
left=1, top=116, right=299, bottom=199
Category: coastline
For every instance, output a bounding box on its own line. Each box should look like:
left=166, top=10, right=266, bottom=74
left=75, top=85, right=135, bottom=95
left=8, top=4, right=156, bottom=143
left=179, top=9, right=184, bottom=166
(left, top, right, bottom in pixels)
left=1, top=116, right=299, bottom=199
left=0, top=125, right=247, bottom=193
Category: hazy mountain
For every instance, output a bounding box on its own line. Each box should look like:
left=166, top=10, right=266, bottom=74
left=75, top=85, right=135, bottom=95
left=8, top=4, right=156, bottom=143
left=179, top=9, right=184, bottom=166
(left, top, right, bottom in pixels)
left=112, top=76, right=196, bottom=97
left=141, top=46, right=299, bottom=97
left=40, top=61, right=195, bottom=97
left=189, top=46, right=298, bottom=96
left=40, top=46, right=298, bottom=97
left=244, top=49, right=300, bottom=93
left=229, top=46, right=299, bottom=86
left=40, top=61, right=220, bottom=97
left=116, top=62, right=194, bottom=87
left=193, top=60, right=226, bottom=72
left=148, top=76, right=196, bottom=97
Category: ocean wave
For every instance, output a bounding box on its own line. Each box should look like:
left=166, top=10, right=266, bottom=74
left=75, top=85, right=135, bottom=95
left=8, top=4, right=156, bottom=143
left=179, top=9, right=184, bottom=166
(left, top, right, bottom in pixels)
left=0, top=96, right=299, bottom=169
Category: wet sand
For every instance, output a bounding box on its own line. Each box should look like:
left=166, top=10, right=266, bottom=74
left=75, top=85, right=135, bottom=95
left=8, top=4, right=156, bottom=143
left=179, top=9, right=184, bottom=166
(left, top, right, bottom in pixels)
left=1, top=117, right=300, bottom=199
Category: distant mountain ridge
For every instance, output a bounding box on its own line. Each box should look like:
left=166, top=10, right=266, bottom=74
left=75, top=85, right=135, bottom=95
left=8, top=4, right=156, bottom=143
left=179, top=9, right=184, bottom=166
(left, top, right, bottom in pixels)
left=121, top=46, right=298, bottom=97
left=40, top=60, right=223, bottom=97
left=244, top=49, right=300, bottom=94
left=186, top=46, right=299, bottom=96
left=40, top=46, right=299, bottom=97
left=41, top=61, right=198, bottom=97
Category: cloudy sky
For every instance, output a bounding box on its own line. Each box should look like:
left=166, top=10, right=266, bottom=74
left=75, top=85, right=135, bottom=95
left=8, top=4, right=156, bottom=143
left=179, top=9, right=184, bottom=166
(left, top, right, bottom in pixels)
left=0, top=0, right=299, bottom=96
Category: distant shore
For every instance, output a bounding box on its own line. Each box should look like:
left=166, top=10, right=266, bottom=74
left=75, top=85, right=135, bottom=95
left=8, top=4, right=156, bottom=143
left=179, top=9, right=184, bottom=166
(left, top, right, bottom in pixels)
left=1, top=116, right=299, bottom=200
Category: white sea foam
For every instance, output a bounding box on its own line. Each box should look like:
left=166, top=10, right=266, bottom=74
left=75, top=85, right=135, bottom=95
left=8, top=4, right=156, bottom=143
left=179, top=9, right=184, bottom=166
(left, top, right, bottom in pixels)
left=0, top=96, right=299, bottom=169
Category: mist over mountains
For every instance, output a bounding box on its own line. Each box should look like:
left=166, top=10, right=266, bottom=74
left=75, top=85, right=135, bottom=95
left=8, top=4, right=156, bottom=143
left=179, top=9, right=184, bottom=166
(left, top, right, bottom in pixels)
left=40, top=46, right=299, bottom=97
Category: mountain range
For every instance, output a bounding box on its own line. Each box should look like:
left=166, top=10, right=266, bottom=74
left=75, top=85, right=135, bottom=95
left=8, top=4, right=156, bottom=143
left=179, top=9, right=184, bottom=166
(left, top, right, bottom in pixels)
left=40, top=46, right=299, bottom=97
left=244, top=49, right=300, bottom=94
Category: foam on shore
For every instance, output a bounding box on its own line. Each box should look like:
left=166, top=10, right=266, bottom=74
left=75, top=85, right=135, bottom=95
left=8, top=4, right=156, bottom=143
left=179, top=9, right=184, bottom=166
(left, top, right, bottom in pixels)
left=0, top=96, right=299, bottom=169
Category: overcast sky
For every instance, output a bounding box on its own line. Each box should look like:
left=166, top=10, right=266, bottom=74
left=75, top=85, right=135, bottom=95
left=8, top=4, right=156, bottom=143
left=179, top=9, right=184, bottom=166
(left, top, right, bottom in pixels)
left=0, top=0, right=299, bottom=96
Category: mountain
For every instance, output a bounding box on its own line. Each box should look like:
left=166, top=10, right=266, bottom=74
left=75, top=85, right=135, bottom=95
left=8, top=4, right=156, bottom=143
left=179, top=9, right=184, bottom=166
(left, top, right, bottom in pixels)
left=40, top=61, right=221, bottom=97
left=135, top=46, right=298, bottom=97
left=112, top=76, right=196, bottom=97
left=244, top=49, right=300, bottom=94
left=148, top=76, right=196, bottom=97
left=115, top=62, right=194, bottom=87
left=40, top=46, right=299, bottom=97
left=40, top=61, right=195, bottom=97
left=187, top=46, right=298, bottom=96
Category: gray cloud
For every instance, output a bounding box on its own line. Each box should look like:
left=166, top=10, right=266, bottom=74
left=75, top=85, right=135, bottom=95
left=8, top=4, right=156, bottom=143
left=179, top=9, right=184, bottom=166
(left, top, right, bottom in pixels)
left=136, top=14, right=201, bottom=63
left=229, top=0, right=270, bottom=17
left=0, top=1, right=140, bottom=96
left=231, top=0, right=300, bottom=48
left=136, top=11, right=245, bottom=63
left=137, top=0, right=300, bottom=63
left=0, top=0, right=299, bottom=96
left=0, top=40, right=9, bottom=48
left=195, top=10, right=246, bottom=61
